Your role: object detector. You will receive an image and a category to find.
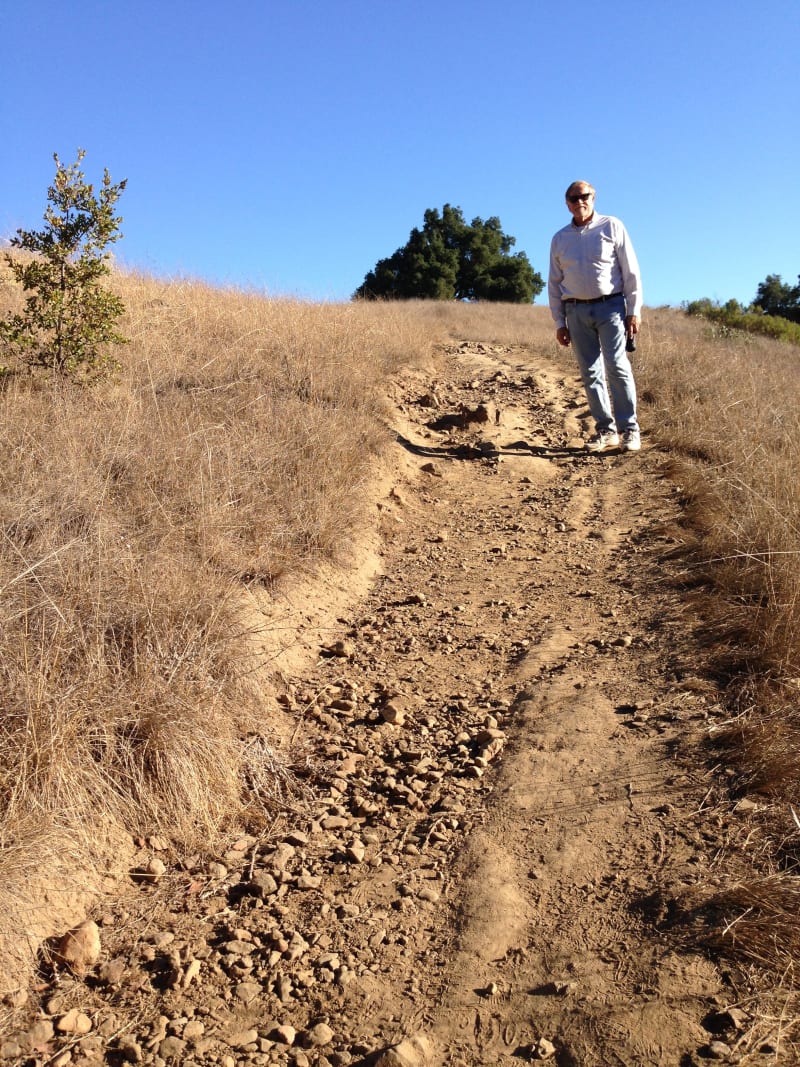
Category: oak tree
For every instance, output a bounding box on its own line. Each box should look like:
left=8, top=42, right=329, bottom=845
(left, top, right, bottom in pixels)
left=354, top=204, right=543, bottom=303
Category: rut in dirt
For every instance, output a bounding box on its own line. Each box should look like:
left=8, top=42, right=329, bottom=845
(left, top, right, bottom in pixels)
left=377, top=343, right=733, bottom=1067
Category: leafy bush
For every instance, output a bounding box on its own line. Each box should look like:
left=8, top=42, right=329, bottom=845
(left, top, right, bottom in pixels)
left=1, top=150, right=127, bottom=378
left=685, top=297, right=800, bottom=346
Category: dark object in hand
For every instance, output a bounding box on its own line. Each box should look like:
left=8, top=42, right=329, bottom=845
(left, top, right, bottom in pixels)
left=626, top=335, right=636, bottom=353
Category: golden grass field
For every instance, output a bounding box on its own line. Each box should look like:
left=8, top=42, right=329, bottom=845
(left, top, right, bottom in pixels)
left=1, top=267, right=799, bottom=984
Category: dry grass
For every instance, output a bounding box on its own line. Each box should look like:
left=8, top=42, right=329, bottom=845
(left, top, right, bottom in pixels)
left=3, top=275, right=800, bottom=991
left=637, top=309, right=800, bottom=679
left=633, top=308, right=800, bottom=985
left=0, top=268, right=435, bottom=937
left=639, top=307, right=800, bottom=673
left=404, top=298, right=555, bottom=348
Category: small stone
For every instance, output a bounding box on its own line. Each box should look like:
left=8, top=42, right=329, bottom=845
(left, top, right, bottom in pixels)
left=183, top=1020, right=205, bottom=1043
left=725, top=1007, right=748, bottom=1030
left=337, top=903, right=361, bottom=919
left=323, top=639, right=355, bottom=659
left=226, top=1028, right=259, bottom=1049
left=270, top=842, right=297, bottom=870
left=46, top=993, right=66, bottom=1014
left=272, top=1025, right=297, bottom=1045
left=223, top=939, right=255, bottom=955
left=57, top=1008, right=93, bottom=1035
left=236, top=981, right=261, bottom=1004
left=534, top=1037, right=557, bottom=1059
left=251, top=870, right=279, bottom=897
left=375, top=1032, right=435, bottom=1067
left=321, top=815, right=350, bottom=830
left=55, top=920, right=101, bottom=976
left=706, top=1040, right=732, bottom=1060
left=115, top=1035, right=143, bottom=1063
left=277, top=975, right=294, bottom=1002
left=303, top=1022, right=334, bottom=1047
left=159, top=1036, right=186, bottom=1059
left=25, top=1019, right=55, bottom=1048
left=346, top=841, right=366, bottom=863
left=380, top=701, right=407, bottom=726
left=100, top=957, right=126, bottom=987
left=417, top=886, right=441, bottom=903
left=148, top=855, right=167, bottom=879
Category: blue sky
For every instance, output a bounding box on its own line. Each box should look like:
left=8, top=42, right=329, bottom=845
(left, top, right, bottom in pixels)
left=2, top=1, right=797, bottom=308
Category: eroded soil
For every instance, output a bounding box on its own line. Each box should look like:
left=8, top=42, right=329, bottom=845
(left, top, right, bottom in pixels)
left=2, top=342, right=784, bottom=1066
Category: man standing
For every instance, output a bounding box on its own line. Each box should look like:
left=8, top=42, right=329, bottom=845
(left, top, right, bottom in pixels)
left=548, top=181, right=642, bottom=452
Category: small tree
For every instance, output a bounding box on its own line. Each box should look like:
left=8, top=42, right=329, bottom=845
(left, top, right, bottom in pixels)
left=753, top=273, right=800, bottom=323
left=1, top=150, right=127, bottom=378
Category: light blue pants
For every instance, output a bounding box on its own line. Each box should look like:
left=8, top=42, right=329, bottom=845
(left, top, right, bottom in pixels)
left=565, top=293, right=638, bottom=435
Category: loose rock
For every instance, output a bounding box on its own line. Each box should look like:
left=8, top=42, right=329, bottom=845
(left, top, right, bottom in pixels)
left=54, top=919, right=102, bottom=976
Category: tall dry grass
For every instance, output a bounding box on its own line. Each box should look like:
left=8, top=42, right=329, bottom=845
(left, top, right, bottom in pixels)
left=633, top=308, right=800, bottom=980
left=0, top=268, right=435, bottom=941
left=637, top=307, right=800, bottom=679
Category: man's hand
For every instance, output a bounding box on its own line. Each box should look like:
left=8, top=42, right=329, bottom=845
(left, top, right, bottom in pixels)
left=625, top=315, right=640, bottom=336
left=556, top=327, right=571, bottom=347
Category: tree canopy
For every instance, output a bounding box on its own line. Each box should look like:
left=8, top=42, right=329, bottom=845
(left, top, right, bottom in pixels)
left=353, top=204, right=543, bottom=303
left=753, top=273, right=800, bottom=323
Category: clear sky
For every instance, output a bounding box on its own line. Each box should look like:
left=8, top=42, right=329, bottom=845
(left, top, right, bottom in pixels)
left=2, top=0, right=797, bottom=308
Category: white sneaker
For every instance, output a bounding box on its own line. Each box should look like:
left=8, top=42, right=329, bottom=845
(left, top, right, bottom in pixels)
left=586, top=430, right=620, bottom=453
left=621, top=429, right=641, bottom=452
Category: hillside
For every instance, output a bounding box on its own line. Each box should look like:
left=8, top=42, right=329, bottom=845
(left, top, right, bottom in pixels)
left=1, top=282, right=800, bottom=1063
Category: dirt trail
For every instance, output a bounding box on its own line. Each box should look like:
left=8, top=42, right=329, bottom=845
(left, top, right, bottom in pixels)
left=3, top=341, right=767, bottom=1066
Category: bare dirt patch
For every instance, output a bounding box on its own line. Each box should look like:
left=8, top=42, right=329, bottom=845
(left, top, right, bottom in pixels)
left=2, top=341, right=786, bottom=1065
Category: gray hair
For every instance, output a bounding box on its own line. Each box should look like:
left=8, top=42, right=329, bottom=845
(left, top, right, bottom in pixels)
left=565, top=180, right=595, bottom=198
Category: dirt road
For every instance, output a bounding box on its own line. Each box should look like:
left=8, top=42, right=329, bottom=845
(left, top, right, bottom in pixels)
left=3, top=341, right=772, bottom=1065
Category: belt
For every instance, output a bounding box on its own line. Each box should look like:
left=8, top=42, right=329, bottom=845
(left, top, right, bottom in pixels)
left=563, top=292, right=622, bottom=305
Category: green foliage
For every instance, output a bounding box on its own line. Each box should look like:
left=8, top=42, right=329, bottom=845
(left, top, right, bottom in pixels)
left=685, top=297, right=800, bottom=347
left=353, top=204, right=543, bottom=303
left=753, top=273, right=800, bottom=323
left=1, top=150, right=127, bottom=378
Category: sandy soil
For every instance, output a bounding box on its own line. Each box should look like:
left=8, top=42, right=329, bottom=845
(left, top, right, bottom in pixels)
left=1, top=340, right=785, bottom=1066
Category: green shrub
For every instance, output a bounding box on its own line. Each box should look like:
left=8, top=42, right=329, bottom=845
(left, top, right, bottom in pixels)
left=685, top=298, right=800, bottom=346
left=1, top=150, right=127, bottom=379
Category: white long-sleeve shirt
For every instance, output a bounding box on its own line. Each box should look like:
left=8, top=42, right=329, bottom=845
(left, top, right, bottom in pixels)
left=548, top=213, right=642, bottom=330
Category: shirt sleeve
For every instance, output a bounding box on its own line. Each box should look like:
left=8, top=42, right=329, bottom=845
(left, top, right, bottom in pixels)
left=614, top=220, right=643, bottom=318
left=548, top=236, right=567, bottom=329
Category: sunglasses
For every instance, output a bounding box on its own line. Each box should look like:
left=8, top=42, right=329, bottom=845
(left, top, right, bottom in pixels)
left=567, top=192, right=593, bottom=204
